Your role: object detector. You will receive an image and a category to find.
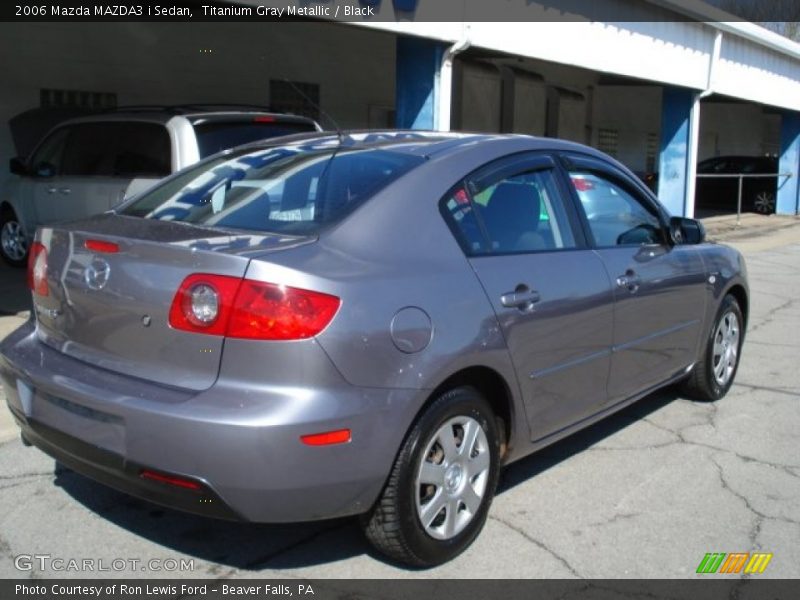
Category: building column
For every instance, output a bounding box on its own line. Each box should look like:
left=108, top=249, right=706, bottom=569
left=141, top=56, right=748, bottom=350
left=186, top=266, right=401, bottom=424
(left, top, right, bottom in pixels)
left=777, top=112, right=800, bottom=215
left=658, top=87, right=700, bottom=217
left=395, top=36, right=446, bottom=130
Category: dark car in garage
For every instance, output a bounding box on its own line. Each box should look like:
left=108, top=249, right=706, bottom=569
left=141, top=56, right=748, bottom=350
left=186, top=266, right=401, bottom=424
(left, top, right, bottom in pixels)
left=695, top=155, right=779, bottom=214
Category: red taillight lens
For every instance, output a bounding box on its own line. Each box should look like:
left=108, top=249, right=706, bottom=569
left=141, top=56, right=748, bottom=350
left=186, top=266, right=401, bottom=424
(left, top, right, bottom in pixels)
left=27, top=242, right=48, bottom=296
left=300, top=429, right=351, bottom=446
left=168, top=274, right=241, bottom=336
left=169, top=275, right=340, bottom=340
left=571, top=177, right=595, bottom=192
left=253, top=116, right=276, bottom=123
left=227, top=281, right=340, bottom=340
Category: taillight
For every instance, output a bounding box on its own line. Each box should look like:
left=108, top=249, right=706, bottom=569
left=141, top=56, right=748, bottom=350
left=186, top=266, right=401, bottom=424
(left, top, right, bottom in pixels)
left=27, top=242, right=48, bottom=296
left=168, top=274, right=241, bottom=336
left=169, top=275, right=340, bottom=340
left=227, top=280, right=340, bottom=340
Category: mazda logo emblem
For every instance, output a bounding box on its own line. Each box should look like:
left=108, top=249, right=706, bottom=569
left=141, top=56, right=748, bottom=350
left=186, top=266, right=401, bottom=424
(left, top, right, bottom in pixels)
left=84, top=257, right=111, bottom=290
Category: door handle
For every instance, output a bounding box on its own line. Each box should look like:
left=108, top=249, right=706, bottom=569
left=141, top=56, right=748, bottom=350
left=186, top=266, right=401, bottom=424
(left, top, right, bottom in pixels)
left=501, top=285, right=541, bottom=311
left=59, top=188, right=71, bottom=195
left=616, top=269, right=641, bottom=293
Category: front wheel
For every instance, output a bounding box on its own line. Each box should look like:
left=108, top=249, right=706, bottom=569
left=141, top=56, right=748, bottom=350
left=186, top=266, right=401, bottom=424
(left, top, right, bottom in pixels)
left=363, top=386, right=500, bottom=567
left=0, top=209, right=29, bottom=267
left=681, top=294, right=744, bottom=401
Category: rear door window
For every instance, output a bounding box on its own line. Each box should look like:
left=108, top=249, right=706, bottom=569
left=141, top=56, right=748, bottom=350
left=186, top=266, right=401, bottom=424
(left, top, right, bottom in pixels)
left=112, top=123, right=171, bottom=177
left=61, top=122, right=170, bottom=177
left=441, top=156, right=578, bottom=256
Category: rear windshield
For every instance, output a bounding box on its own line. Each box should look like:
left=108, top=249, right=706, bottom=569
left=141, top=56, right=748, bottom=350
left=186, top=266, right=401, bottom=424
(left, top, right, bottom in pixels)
left=193, top=120, right=318, bottom=157
left=119, top=143, right=424, bottom=235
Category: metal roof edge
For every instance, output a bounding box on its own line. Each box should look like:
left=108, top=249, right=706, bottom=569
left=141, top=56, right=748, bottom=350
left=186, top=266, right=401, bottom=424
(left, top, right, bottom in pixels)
left=646, top=0, right=800, bottom=60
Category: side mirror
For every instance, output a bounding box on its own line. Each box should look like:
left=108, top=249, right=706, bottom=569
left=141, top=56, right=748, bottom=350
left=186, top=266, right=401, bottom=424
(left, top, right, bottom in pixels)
left=669, top=216, right=706, bottom=245
left=9, top=157, right=28, bottom=176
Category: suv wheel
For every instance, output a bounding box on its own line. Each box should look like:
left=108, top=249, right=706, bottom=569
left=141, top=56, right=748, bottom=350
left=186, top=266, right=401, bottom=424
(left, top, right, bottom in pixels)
left=363, top=386, right=500, bottom=567
left=0, top=209, right=28, bottom=267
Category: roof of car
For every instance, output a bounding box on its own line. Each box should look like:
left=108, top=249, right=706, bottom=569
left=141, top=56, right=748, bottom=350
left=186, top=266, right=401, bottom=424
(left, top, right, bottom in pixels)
left=233, top=129, right=601, bottom=160
left=57, top=108, right=319, bottom=126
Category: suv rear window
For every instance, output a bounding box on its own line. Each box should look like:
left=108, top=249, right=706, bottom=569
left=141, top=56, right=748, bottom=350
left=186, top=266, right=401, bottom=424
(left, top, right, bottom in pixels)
left=193, top=120, right=318, bottom=157
left=120, top=144, right=424, bottom=235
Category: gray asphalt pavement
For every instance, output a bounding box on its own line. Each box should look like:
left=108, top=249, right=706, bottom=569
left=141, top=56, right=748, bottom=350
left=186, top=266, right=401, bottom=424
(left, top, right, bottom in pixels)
left=0, top=217, right=798, bottom=579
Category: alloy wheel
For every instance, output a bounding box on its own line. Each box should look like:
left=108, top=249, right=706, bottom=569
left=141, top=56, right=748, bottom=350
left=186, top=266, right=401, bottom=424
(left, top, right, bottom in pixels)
left=712, top=311, right=740, bottom=387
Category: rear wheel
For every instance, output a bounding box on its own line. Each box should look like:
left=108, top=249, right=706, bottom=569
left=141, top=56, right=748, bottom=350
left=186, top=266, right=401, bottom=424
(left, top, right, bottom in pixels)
left=0, top=209, right=28, bottom=267
left=363, top=386, right=500, bottom=567
left=681, top=294, right=744, bottom=401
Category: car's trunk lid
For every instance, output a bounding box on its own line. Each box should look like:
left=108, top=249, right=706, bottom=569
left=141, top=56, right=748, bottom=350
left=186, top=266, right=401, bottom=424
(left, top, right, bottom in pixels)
left=33, top=214, right=315, bottom=391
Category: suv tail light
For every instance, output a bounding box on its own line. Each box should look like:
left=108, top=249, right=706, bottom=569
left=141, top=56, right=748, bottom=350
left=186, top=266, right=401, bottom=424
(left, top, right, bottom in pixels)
left=27, top=242, right=48, bottom=296
left=169, top=274, right=340, bottom=340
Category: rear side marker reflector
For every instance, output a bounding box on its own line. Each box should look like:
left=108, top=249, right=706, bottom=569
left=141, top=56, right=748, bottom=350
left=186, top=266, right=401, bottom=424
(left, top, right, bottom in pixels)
left=85, top=239, right=119, bottom=253
left=300, top=429, right=351, bottom=446
left=140, top=469, right=203, bottom=491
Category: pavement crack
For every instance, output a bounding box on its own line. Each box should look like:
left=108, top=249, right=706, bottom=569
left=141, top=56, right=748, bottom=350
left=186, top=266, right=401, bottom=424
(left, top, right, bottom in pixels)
left=587, top=512, right=641, bottom=528
left=0, top=471, right=53, bottom=481
left=489, top=515, right=581, bottom=578
left=732, top=381, right=800, bottom=398
left=748, top=298, right=796, bottom=334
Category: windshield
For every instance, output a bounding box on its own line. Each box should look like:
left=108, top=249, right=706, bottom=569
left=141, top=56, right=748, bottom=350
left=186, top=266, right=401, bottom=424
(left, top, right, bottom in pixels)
left=120, top=143, right=424, bottom=235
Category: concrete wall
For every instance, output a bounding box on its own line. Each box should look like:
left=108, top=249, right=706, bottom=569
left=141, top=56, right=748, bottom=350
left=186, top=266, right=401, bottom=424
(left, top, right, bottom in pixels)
left=592, top=86, right=662, bottom=172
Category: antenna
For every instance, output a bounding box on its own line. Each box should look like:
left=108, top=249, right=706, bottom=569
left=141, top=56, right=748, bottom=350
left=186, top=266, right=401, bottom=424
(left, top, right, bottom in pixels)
left=282, top=78, right=343, bottom=142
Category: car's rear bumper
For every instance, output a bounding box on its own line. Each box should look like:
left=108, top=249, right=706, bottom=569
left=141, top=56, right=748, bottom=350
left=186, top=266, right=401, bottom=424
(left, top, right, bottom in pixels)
left=0, top=320, right=422, bottom=523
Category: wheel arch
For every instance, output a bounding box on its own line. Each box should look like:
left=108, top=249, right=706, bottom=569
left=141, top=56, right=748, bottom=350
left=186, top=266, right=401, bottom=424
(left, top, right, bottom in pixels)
left=725, top=283, right=749, bottom=330
left=423, top=365, right=517, bottom=462
left=0, top=200, right=16, bottom=217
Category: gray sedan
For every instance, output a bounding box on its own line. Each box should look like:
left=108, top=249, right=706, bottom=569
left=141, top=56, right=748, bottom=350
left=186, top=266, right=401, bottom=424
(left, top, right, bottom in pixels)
left=0, top=131, right=747, bottom=567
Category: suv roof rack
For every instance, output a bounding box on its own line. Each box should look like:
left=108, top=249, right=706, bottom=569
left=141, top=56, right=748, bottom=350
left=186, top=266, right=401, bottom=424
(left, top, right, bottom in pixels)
left=105, top=104, right=278, bottom=115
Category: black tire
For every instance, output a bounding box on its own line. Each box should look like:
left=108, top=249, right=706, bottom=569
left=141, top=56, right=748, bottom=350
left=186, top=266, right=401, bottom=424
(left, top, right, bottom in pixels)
left=681, top=294, right=744, bottom=401
left=0, top=208, right=29, bottom=267
left=363, top=386, right=500, bottom=567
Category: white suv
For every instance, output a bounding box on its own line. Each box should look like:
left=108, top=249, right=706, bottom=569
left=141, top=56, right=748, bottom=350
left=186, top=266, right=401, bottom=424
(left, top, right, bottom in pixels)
left=1, top=107, right=321, bottom=265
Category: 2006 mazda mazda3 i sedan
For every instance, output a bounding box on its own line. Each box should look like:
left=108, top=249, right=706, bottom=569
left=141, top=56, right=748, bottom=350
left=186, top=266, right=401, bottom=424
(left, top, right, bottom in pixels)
left=0, top=131, right=748, bottom=566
